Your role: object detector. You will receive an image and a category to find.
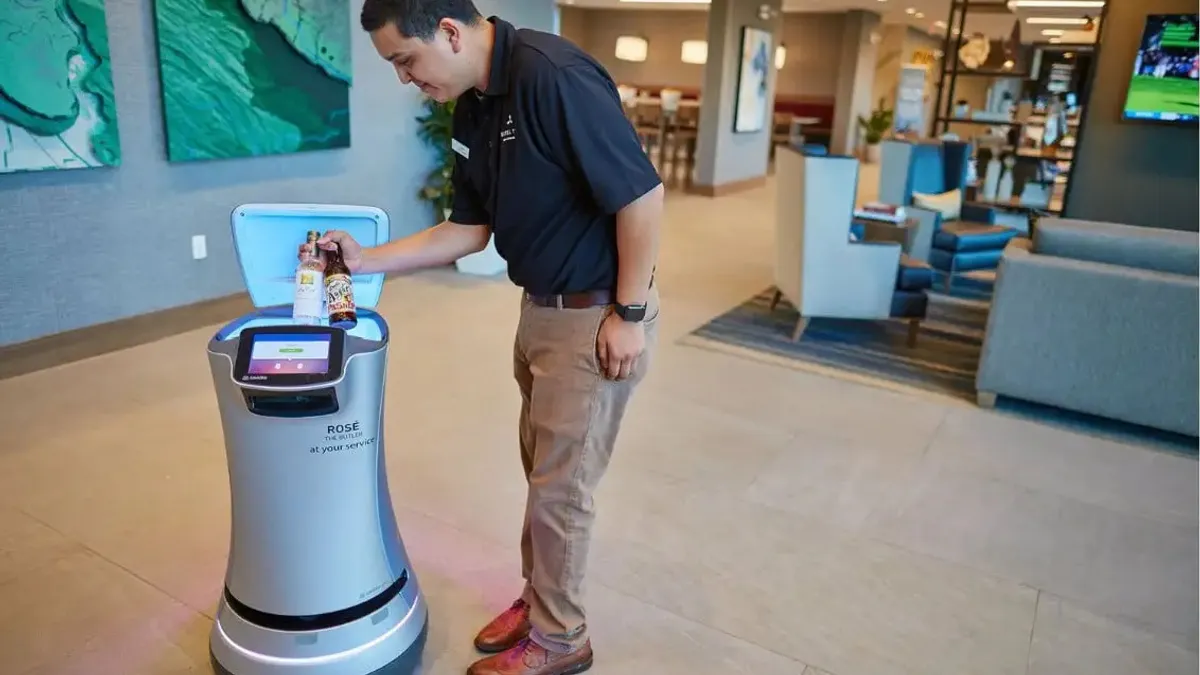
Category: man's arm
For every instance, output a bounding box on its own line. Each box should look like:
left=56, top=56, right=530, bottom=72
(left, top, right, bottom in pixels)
left=359, top=221, right=490, bottom=275
left=614, top=184, right=664, bottom=306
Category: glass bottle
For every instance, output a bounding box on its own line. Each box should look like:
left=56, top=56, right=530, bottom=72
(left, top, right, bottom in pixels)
left=292, top=230, right=324, bottom=325
left=324, top=243, right=358, bottom=329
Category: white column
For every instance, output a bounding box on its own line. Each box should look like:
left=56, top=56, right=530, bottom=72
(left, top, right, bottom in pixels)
left=830, top=10, right=882, bottom=156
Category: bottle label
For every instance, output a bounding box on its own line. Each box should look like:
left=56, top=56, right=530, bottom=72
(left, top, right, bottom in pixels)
left=325, top=273, right=355, bottom=315
left=293, top=268, right=324, bottom=321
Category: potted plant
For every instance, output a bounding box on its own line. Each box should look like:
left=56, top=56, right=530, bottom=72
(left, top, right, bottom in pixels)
left=414, top=96, right=506, bottom=276
left=856, top=98, right=894, bottom=164
left=415, top=96, right=456, bottom=220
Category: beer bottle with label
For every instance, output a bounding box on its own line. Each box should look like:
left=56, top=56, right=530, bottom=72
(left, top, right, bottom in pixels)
left=292, top=230, right=324, bottom=325
left=324, top=242, right=358, bottom=329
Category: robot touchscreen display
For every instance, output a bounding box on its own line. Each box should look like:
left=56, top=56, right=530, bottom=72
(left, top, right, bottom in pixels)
left=246, top=333, right=332, bottom=375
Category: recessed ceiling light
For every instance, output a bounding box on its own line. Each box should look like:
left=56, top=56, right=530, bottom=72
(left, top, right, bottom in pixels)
left=1049, top=37, right=1062, bottom=43
left=934, top=20, right=947, bottom=27
left=1025, top=17, right=1088, bottom=24
left=1041, top=29, right=1066, bottom=36
left=905, top=7, right=916, bottom=14
left=915, top=11, right=925, bottom=17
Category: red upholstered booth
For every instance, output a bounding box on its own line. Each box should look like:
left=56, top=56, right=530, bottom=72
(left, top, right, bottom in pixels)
left=617, top=84, right=834, bottom=142
left=773, top=95, right=834, bottom=141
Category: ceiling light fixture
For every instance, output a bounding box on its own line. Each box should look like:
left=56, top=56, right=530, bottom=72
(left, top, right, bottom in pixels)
left=619, top=0, right=710, bottom=4
left=614, top=36, right=649, bottom=62
left=1006, top=0, right=1104, bottom=8
left=1041, top=29, right=1065, bottom=35
left=1025, top=17, right=1089, bottom=24
left=915, top=11, right=925, bottom=18
left=934, top=20, right=947, bottom=27
left=905, top=7, right=916, bottom=13
left=680, top=40, right=708, bottom=64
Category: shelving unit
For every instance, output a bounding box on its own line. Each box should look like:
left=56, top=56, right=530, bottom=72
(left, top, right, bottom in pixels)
left=930, top=0, right=1108, bottom=217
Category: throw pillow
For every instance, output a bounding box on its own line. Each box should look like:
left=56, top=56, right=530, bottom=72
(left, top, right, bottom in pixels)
left=912, top=188, right=962, bottom=221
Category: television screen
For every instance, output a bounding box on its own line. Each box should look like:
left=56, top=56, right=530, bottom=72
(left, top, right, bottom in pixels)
left=1122, top=14, right=1199, bottom=123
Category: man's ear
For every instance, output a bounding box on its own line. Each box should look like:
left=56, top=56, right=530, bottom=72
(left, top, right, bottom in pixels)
left=440, top=18, right=462, bottom=53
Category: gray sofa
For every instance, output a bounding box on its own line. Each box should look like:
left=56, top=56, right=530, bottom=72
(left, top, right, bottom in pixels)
left=976, top=217, right=1199, bottom=437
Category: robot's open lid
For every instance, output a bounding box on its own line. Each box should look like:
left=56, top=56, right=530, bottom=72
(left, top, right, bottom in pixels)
left=231, top=203, right=390, bottom=310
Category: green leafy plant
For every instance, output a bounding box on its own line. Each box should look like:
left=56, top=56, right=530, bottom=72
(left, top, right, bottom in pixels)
left=415, top=96, right=456, bottom=216
left=856, top=97, right=895, bottom=145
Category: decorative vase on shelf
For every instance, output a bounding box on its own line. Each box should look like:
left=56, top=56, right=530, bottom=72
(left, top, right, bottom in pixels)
left=982, top=157, right=1001, bottom=201
left=997, top=156, right=1016, bottom=202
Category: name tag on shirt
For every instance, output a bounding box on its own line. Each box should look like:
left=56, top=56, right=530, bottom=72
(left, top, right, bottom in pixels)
left=452, top=138, right=470, bottom=159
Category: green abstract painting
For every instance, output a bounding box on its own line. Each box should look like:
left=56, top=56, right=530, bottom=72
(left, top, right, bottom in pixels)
left=0, top=0, right=122, bottom=174
left=153, top=0, right=352, bottom=162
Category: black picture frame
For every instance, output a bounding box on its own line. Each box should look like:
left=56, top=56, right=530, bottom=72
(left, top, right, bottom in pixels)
left=732, top=25, right=773, bottom=134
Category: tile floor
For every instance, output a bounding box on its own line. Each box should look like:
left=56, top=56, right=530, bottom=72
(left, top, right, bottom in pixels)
left=0, top=177, right=1196, bottom=675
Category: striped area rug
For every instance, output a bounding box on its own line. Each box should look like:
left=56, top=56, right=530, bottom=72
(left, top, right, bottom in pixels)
left=687, top=287, right=991, bottom=402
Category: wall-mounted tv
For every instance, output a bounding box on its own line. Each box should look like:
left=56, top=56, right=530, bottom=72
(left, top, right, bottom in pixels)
left=1121, top=13, right=1199, bottom=124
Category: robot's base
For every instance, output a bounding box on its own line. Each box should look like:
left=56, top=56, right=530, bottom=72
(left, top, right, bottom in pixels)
left=210, top=585, right=428, bottom=675
left=212, top=622, right=427, bottom=675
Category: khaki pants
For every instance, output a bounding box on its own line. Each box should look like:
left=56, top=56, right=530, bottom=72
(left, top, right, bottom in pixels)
left=513, top=286, right=660, bottom=652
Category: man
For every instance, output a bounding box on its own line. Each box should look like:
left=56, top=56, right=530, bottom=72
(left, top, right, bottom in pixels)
left=304, top=1, right=663, bottom=674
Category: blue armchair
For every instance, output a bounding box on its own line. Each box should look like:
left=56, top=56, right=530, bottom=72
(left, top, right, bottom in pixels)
left=879, top=140, right=1019, bottom=289
left=771, top=145, right=933, bottom=345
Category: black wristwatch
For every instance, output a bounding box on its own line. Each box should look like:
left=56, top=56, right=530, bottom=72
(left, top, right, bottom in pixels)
left=614, top=302, right=648, bottom=323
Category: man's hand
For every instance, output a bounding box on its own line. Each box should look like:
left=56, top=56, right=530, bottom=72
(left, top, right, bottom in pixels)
left=596, top=312, right=645, bottom=381
left=298, top=230, right=365, bottom=273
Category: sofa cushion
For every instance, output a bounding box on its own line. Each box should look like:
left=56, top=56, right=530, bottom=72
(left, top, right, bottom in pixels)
left=913, top=188, right=962, bottom=221
left=1035, top=218, right=1200, bottom=277
left=933, top=222, right=1019, bottom=252
left=889, top=289, right=929, bottom=319
left=896, top=257, right=935, bottom=291
left=909, top=142, right=948, bottom=195
left=929, top=247, right=1005, bottom=273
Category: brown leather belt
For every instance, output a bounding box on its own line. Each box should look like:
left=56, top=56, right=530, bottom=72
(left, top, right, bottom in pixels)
left=525, top=289, right=613, bottom=309
left=525, top=275, right=655, bottom=310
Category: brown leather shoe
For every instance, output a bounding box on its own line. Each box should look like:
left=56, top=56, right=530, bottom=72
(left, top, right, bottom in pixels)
left=473, top=599, right=532, bottom=653
left=466, top=638, right=593, bottom=675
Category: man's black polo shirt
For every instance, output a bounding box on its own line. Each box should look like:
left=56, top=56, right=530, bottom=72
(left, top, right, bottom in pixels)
left=448, top=17, right=661, bottom=296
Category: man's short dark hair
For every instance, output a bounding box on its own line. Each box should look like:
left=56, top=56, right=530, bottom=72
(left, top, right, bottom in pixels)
left=360, top=0, right=483, bottom=39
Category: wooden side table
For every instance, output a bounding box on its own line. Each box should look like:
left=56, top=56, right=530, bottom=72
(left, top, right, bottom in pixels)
left=853, top=216, right=918, bottom=254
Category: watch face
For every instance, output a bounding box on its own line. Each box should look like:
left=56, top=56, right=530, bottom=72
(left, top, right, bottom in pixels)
left=619, top=304, right=647, bottom=322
